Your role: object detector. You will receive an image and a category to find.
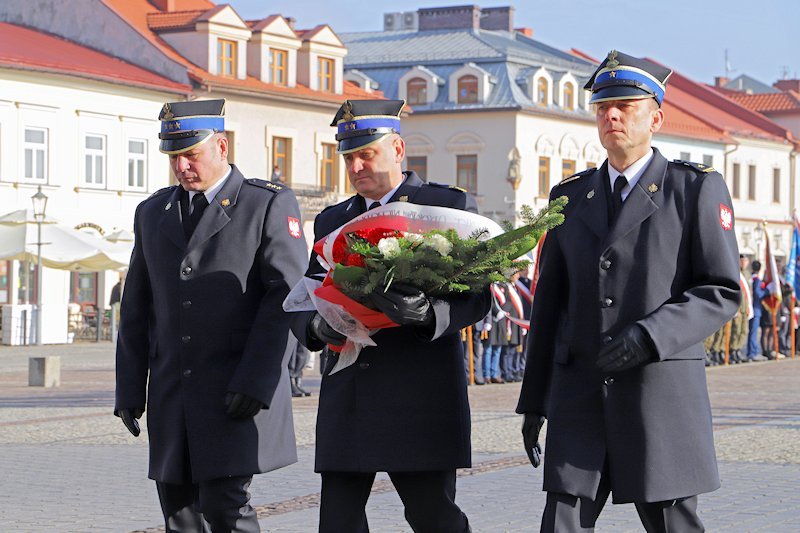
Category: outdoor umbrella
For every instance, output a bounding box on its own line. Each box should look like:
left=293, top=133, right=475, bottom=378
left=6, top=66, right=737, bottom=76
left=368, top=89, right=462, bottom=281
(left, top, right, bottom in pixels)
left=0, top=209, right=130, bottom=271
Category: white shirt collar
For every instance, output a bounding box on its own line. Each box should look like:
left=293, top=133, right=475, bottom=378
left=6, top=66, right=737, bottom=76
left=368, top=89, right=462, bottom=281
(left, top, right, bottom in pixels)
left=607, top=149, right=655, bottom=202
left=363, top=176, right=406, bottom=207
left=189, top=165, right=232, bottom=206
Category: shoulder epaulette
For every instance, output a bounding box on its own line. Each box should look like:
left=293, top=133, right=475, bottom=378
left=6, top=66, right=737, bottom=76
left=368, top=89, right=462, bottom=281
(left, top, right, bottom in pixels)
left=556, top=167, right=596, bottom=187
left=427, top=182, right=467, bottom=193
left=674, top=160, right=716, bottom=173
left=246, top=178, right=284, bottom=192
left=147, top=185, right=176, bottom=200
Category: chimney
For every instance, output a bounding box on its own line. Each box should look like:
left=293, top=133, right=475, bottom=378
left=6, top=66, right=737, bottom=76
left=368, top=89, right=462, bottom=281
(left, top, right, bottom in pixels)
left=714, top=76, right=729, bottom=88
left=418, top=5, right=481, bottom=32
left=774, top=79, right=800, bottom=92
left=480, top=6, right=514, bottom=31
left=515, top=27, right=533, bottom=38
left=149, top=0, right=176, bottom=11
left=286, top=17, right=296, bottom=30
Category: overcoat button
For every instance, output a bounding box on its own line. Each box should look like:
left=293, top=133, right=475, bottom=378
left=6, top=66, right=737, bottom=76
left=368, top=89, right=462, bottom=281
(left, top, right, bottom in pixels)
left=604, top=377, right=614, bottom=385
left=182, top=300, right=192, bottom=309
left=600, top=259, right=612, bottom=270
left=359, top=362, right=370, bottom=370
left=602, top=336, right=612, bottom=344
left=602, top=297, right=613, bottom=308
left=183, top=369, right=192, bottom=377
left=181, top=335, right=191, bottom=343
left=182, top=266, right=192, bottom=275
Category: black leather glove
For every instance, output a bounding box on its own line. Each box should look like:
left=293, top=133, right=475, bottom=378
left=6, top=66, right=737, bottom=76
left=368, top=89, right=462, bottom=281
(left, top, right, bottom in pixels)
left=369, top=283, right=434, bottom=327
left=308, top=312, right=346, bottom=346
left=225, top=392, right=264, bottom=419
left=116, top=408, right=144, bottom=437
left=597, top=324, right=657, bottom=372
left=521, top=413, right=545, bottom=468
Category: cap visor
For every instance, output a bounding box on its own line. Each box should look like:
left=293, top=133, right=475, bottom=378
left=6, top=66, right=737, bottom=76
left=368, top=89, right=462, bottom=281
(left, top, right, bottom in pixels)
left=589, top=86, right=658, bottom=105
left=159, top=132, right=214, bottom=155
left=337, top=133, right=391, bottom=155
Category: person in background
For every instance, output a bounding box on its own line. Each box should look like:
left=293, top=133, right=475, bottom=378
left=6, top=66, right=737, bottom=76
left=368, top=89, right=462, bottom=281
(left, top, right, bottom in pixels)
left=749, top=259, right=767, bottom=361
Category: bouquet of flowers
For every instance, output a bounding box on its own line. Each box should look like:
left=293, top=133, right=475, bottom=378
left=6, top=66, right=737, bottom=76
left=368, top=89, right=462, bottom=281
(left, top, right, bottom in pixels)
left=284, top=197, right=567, bottom=373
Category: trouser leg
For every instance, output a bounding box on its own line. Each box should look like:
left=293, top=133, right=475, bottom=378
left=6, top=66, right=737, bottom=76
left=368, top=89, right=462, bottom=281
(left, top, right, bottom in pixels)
left=196, top=475, right=258, bottom=533
left=540, top=462, right=610, bottom=532
left=156, top=481, right=210, bottom=533
left=634, top=496, right=703, bottom=533
left=319, top=471, right=374, bottom=533
left=389, top=470, right=469, bottom=533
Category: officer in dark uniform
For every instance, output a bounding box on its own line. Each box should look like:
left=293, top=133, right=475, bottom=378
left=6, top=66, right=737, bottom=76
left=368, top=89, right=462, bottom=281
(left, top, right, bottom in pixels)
left=517, top=51, right=740, bottom=532
left=115, top=99, right=307, bottom=531
left=290, top=99, right=490, bottom=533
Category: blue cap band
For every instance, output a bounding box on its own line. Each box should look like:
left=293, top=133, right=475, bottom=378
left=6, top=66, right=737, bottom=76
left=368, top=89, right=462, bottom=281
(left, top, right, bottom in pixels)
left=594, top=69, right=665, bottom=104
left=161, top=116, right=225, bottom=134
left=337, top=117, right=400, bottom=136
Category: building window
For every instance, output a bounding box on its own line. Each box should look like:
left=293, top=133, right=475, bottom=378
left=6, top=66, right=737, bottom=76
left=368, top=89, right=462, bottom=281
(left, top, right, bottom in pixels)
left=457, top=75, right=478, bottom=104
left=563, top=82, right=575, bottom=109
left=70, top=272, right=97, bottom=307
left=538, top=156, right=550, bottom=197
left=24, top=127, right=47, bottom=181
left=406, top=156, right=427, bottom=181
left=703, top=154, right=713, bottom=167
left=562, top=159, right=576, bottom=181
left=320, top=143, right=336, bottom=191
left=318, top=57, right=334, bottom=92
left=84, top=134, right=105, bottom=186
left=537, top=77, right=549, bottom=105
left=270, top=48, right=288, bottom=86
left=456, top=155, right=477, bottom=194
left=217, top=38, right=237, bottom=77
left=0, top=260, right=9, bottom=304
left=407, top=77, right=428, bottom=105
left=273, top=137, right=291, bottom=184
left=680, top=151, right=691, bottom=161
left=732, top=163, right=740, bottom=199
left=127, top=139, right=146, bottom=190
left=748, top=164, right=756, bottom=201
left=773, top=168, right=781, bottom=203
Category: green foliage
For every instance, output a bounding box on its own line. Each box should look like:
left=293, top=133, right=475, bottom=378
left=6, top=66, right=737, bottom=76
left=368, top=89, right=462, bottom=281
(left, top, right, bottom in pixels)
left=333, top=196, right=567, bottom=301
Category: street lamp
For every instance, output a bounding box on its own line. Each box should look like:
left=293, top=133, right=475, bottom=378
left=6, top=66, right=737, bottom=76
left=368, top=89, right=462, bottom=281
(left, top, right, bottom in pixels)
left=31, top=186, right=48, bottom=346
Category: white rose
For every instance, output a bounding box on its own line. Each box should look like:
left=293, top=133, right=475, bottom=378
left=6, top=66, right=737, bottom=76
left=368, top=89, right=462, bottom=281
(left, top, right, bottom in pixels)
left=423, top=233, right=453, bottom=256
left=377, top=237, right=401, bottom=258
left=405, top=232, right=424, bottom=244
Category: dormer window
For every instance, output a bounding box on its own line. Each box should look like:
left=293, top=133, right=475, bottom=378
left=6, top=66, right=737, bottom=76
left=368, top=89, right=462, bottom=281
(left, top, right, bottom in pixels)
left=318, top=57, right=334, bottom=92
left=563, top=82, right=575, bottom=109
left=407, top=78, right=428, bottom=105
left=270, top=48, right=288, bottom=86
left=217, top=38, right=237, bottom=77
left=458, top=75, right=478, bottom=104
left=537, top=77, right=549, bottom=106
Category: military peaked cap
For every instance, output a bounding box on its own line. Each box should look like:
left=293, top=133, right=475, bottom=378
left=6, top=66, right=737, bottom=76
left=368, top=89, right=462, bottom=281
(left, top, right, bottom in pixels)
left=331, top=99, right=405, bottom=154
left=158, top=99, right=225, bottom=154
left=584, top=50, right=672, bottom=106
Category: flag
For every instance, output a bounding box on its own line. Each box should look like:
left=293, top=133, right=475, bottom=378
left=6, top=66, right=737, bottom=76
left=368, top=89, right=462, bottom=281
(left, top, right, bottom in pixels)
left=785, top=214, right=800, bottom=299
left=739, top=271, right=753, bottom=320
left=761, top=231, right=782, bottom=313
left=530, top=231, right=547, bottom=295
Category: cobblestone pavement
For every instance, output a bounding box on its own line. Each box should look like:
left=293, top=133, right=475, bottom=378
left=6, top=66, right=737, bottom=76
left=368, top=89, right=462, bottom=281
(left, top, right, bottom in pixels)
left=1, top=343, right=799, bottom=531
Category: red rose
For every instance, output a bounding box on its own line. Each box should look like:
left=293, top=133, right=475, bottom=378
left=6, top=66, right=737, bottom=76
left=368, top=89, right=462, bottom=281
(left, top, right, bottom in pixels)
left=332, top=237, right=348, bottom=264
left=345, top=254, right=366, bottom=267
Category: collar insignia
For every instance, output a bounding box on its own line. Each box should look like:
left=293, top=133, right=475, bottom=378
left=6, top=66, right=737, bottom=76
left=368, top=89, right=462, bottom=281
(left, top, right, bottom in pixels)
left=165, top=202, right=171, bottom=211
left=586, top=190, right=595, bottom=199
left=648, top=184, right=659, bottom=193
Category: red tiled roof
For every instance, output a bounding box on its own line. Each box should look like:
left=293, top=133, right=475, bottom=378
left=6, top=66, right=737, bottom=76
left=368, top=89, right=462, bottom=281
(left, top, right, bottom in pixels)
left=727, top=91, right=800, bottom=114
left=101, top=0, right=374, bottom=104
left=147, top=9, right=205, bottom=31
left=659, top=100, right=732, bottom=143
left=0, top=22, right=190, bottom=94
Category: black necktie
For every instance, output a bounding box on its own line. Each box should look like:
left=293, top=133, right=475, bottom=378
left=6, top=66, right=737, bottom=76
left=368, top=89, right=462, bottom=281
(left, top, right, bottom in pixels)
left=611, top=175, right=627, bottom=221
left=189, top=193, right=208, bottom=235
left=368, top=201, right=381, bottom=211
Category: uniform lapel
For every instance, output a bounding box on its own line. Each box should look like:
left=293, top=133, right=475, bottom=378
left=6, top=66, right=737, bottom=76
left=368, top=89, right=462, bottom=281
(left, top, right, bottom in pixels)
left=388, top=171, right=424, bottom=203
left=188, top=165, right=244, bottom=248
left=577, top=163, right=611, bottom=242
left=159, top=186, right=187, bottom=251
left=604, top=149, right=667, bottom=246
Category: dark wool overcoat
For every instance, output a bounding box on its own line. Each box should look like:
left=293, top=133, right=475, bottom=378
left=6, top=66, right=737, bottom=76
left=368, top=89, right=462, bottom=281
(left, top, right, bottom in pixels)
left=292, top=172, right=491, bottom=472
left=115, top=166, right=307, bottom=483
left=517, top=149, right=740, bottom=503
